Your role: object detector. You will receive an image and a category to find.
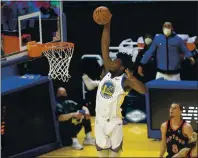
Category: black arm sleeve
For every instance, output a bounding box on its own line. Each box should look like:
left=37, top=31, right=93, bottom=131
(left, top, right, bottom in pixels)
left=56, top=103, right=64, bottom=117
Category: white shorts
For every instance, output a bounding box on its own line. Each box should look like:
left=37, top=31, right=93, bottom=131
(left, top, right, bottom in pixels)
left=94, top=117, right=123, bottom=151
left=156, top=72, right=180, bottom=81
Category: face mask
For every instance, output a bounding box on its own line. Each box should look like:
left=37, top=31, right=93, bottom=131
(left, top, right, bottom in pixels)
left=145, top=38, right=152, bottom=45
left=163, top=28, right=171, bottom=36
left=57, top=96, right=67, bottom=103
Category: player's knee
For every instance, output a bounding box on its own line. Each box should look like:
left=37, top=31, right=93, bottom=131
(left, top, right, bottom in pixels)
left=95, top=142, right=104, bottom=151
left=95, top=142, right=110, bottom=151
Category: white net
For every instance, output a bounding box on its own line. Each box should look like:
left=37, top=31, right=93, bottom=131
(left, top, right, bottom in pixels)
left=42, top=42, right=74, bottom=82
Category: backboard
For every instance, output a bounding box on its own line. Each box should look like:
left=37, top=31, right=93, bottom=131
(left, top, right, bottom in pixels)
left=18, top=11, right=42, bottom=51
left=1, top=1, right=64, bottom=66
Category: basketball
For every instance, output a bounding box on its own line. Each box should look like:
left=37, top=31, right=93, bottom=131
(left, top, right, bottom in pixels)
left=93, top=6, right=112, bottom=25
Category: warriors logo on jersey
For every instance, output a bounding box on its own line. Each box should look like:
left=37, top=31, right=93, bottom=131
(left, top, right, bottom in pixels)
left=100, top=80, right=115, bottom=99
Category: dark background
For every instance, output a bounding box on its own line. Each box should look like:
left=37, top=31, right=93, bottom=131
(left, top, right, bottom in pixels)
left=1, top=83, right=56, bottom=157
left=19, top=1, right=198, bottom=102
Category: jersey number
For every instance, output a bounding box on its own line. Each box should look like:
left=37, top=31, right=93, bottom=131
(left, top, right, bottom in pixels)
left=172, top=144, right=179, bottom=154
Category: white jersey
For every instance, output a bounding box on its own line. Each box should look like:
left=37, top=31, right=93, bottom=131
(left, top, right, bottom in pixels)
left=95, top=72, right=128, bottom=119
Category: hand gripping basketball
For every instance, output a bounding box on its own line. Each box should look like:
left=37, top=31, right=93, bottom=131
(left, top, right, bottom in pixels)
left=93, top=6, right=112, bottom=25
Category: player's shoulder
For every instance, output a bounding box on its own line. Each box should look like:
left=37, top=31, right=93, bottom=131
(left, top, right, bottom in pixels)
left=182, top=121, right=193, bottom=136
left=161, top=121, right=168, bottom=127
left=182, top=121, right=193, bottom=129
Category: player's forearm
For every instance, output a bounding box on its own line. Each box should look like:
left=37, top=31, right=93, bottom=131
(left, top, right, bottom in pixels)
left=159, top=143, right=167, bottom=157
left=128, top=77, right=147, bottom=94
left=101, top=22, right=113, bottom=68
left=134, top=79, right=147, bottom=94
left=58, top=113, right=74, bottom=122
left=159, top=150, right=166, bottom=157
left=172, top=151, right=185, bottom=157
left=173, top=148, right=190, bottom=157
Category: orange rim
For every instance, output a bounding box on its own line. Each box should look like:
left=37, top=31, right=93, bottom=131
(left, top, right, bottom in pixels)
left=27, top=42, right=75, bottom=58
left=44, top=42, right=74, bottom=51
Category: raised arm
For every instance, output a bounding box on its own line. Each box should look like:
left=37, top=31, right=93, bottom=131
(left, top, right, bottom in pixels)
left=160, top=122, right=167, bottom=158
left=101, top=20, right=117, bottom=71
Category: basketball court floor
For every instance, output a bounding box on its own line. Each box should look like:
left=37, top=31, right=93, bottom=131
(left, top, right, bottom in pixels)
left=40, top=117, right=160, bottom=157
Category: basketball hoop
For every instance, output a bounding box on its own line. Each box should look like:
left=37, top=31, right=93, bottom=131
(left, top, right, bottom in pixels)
left=27, top=41, right=74, bottom=82
left=43, top=42, right=74, bottom=82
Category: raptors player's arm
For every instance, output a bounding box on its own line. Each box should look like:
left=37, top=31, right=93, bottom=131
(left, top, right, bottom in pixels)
left=182, top=123, right=194, bottom=139
left=174, top=132, right=198, bottom=158
left=101, top=19, right=117, bottom=71
left=123, top=69, right=147, bottom=94
left=159, top=122, right=167, bottom=158
left=172, top=148, right=190, bottom=157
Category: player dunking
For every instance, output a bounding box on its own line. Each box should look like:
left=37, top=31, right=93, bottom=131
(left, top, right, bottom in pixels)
left=160, top=102, right=194, bottom=158
left=94, top=15, right=147, bottom=157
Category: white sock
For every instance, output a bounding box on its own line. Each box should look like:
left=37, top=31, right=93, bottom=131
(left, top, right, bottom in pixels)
left=86, top=132, right=92, bottom=139
left=98, top=150, right=109, bottom=157
left=72, top=138, right=78, bottom=144
left=109, top=150, right=121, bottom=157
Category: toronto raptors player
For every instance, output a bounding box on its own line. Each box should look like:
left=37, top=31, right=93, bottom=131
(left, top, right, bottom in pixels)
left=94, top=17, right=147, bottom=157
left=160, top=102, right=194, bottom=158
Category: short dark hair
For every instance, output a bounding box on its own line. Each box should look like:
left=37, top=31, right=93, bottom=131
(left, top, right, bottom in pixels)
left=144, top=33, right=154, bottom=40
left=116, top=53, right=134, bottom=71
left=171, top=102, right=184, bottom=111
left=163, top=22, right=173, bottom=27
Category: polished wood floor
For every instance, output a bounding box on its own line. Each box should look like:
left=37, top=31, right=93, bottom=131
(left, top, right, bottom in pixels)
left=40, top=117, right=162, bottom=157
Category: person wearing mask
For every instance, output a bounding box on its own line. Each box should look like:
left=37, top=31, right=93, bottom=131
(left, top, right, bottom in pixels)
left=133, top=34, right=156, bottom=83
left=138, top=22, right=195, bottom=81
